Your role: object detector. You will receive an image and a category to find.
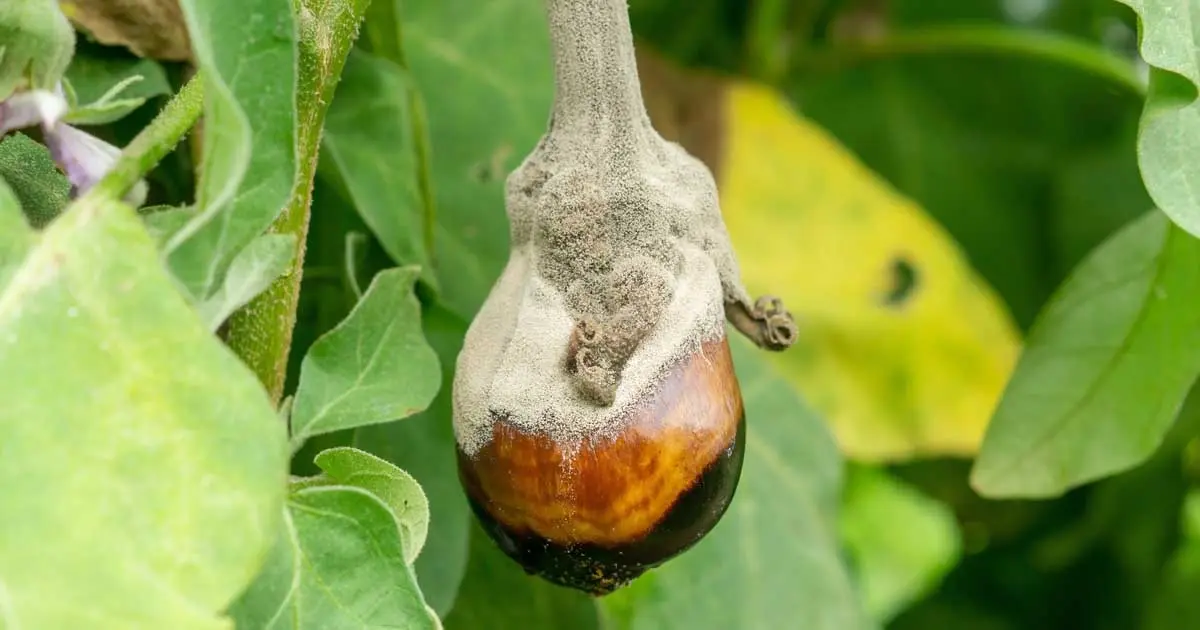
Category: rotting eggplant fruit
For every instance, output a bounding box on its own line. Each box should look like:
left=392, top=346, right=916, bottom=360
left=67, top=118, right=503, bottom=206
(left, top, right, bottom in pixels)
left=451, top=0, right=797, bottom=596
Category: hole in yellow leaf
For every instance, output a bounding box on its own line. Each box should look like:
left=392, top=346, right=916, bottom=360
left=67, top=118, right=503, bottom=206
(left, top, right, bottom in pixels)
left=883, top=257, right=919, bottom=308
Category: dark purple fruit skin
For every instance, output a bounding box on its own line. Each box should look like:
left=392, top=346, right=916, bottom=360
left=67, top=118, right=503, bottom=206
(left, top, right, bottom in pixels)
left=459, top=415, right=746, bottom=596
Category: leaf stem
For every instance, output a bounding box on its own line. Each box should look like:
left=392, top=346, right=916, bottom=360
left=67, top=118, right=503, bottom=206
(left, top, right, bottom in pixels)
left=80, top=74, right=205, bottom=205
left=798, top=25, right=1147, bottom=97
left=746, top=0, right=791, bottom=82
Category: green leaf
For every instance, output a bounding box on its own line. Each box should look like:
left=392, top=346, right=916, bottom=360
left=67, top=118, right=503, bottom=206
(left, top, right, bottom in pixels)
left=229, top=486, right=440, bottom=630
left=313, top=446, right=431, bottom=565
left=62, top=54, right=172, bottom=125
left=289, top=266, right=441, bottom=447
left=0, top=198, right=289, bottom=628
left=320, top=49, right=438, bottom=291
left=598, top=337, right=872, bottom=630
left=0, top=0, right=74, bottom=98
left=1114, top=0, right=1200, bottom=238
left=141, top=205, right=195, bottom=248
left=344, top=230, right=368, bottom=299
left=972, top=210, right=1200, bottom=497
left=196, top=233, right=296, bottom=331
left=399, top=0, right=553, bottom=317
left=1141, top=492, right=1200, bottom=629
left=64, top=54, right=171, bottom=105
left=166, top=0, right=298, bottom=301
left=226, top=509, right=301, bottom=630
left=795, top=37, right=1146, bottom=328
left=354, top=303, right=472, bottom=616
left=0, top=132, right=70, bottom=228
left=0, top=175, right=32, bottom=285
left=839, top=465, right=961, bottom=624
left=444, top=524, right=601, bottom=630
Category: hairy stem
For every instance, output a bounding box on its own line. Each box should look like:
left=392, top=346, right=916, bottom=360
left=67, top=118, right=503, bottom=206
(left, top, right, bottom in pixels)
left=80, top=74, right=205, bottom=205
left=545, top=0, right=651, bottom=137
left=223, top=0, right=370, bottom=405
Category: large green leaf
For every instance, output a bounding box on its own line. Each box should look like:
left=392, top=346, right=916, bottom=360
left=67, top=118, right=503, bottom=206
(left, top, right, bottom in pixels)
left=444, top=525, right=601, bottom=630
left=795, top=32, right=1145, bottom=328
left=0, top=198, right=288, bottom=628
left=399, top=0, right=553, bottom=317
left=228, top=485, right=440, bottom=630
left=0, top=177, right=33, bottom=289
left=973, top=210, right=1200, bottom=497
left=166, top=0, right=298, bottom=300
left=598, top=337, right=872, bottom=630
left=354, top=303, right=471, bottom=616
left=840, top=465, right=961, bottom=624
left=1114, top=0, right=1200, bottom=238
left=320, top=50, right=438, bottom=291
left=289, top=266, right=441, bottom=447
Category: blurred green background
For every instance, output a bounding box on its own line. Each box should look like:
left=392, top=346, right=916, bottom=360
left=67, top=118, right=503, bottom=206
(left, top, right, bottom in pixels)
left=51, top=0, right=1200, bottom=627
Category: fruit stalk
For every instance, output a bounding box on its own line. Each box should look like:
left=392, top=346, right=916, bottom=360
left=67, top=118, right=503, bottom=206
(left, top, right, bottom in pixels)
left=545, top=0, right=651, bottom=142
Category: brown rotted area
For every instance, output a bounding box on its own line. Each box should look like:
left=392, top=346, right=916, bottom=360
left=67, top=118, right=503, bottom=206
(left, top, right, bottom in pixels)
left=456, top=337, right=746, bottom=595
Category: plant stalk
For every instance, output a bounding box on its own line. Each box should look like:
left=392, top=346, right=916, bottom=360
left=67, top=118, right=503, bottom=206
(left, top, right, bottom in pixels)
left=80, top=74, right=205, bottom=206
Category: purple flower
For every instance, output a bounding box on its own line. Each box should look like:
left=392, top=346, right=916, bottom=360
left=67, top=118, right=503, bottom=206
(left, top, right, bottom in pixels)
left=0, top=89, right=66, bottom=135
left=43, top=122, right=147, bottom=207
left=1, top=84, right=145, bottom=206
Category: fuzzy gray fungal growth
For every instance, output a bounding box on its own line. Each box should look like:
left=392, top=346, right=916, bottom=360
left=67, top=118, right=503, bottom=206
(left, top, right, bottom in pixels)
left=452, top=0, right=797, bottom=455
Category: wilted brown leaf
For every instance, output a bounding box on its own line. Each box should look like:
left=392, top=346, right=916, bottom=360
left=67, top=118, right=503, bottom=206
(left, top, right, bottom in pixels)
left=60, top=0, right=191, bottom=60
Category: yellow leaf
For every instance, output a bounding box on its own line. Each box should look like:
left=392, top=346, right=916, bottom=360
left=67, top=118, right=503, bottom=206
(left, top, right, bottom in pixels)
left=716, top=82, right=1021, bottom=461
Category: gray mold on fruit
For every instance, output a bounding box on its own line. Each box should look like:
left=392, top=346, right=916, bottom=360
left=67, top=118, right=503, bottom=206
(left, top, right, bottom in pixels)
left=452, top=0, right=796, bottom=456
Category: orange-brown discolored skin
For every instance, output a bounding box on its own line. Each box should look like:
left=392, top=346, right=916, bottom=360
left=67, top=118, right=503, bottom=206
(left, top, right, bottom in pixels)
left=457, top=336, right=746, bottom=594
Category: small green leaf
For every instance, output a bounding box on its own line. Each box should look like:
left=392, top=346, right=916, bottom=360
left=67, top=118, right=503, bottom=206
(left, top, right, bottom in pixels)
left=344, top=230, right=368, bottom=299
left=598, top=338, right=872, bottom=630
left=65, top=55, right=170, bottom=102
left=973, top=210, right=1200, bottom=497
left=354, top=303, right=472, bottom=615
left=289, top=266, right=441, bottom=446
left=321, top=50, right=438, bottom=291
left=230, top=485, right=440, bottom=630
left=313, top=446, right=431, bottom=565
left=0, top=198, right=289, bottom=628
left=196, top=233, right=296, bottom=331
left=0, top=132, right=70, bottom=228
left=62, top=54, right=172, bottom=125
left=0, top=0, right=74, bottom=98
left=839, top=465, right=961, bottom=624
left=65, top=95, right=148, bottom=126
left=1114, top=0, right=1200, bottom=238
left=166, top=0, right=298, bottom=301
